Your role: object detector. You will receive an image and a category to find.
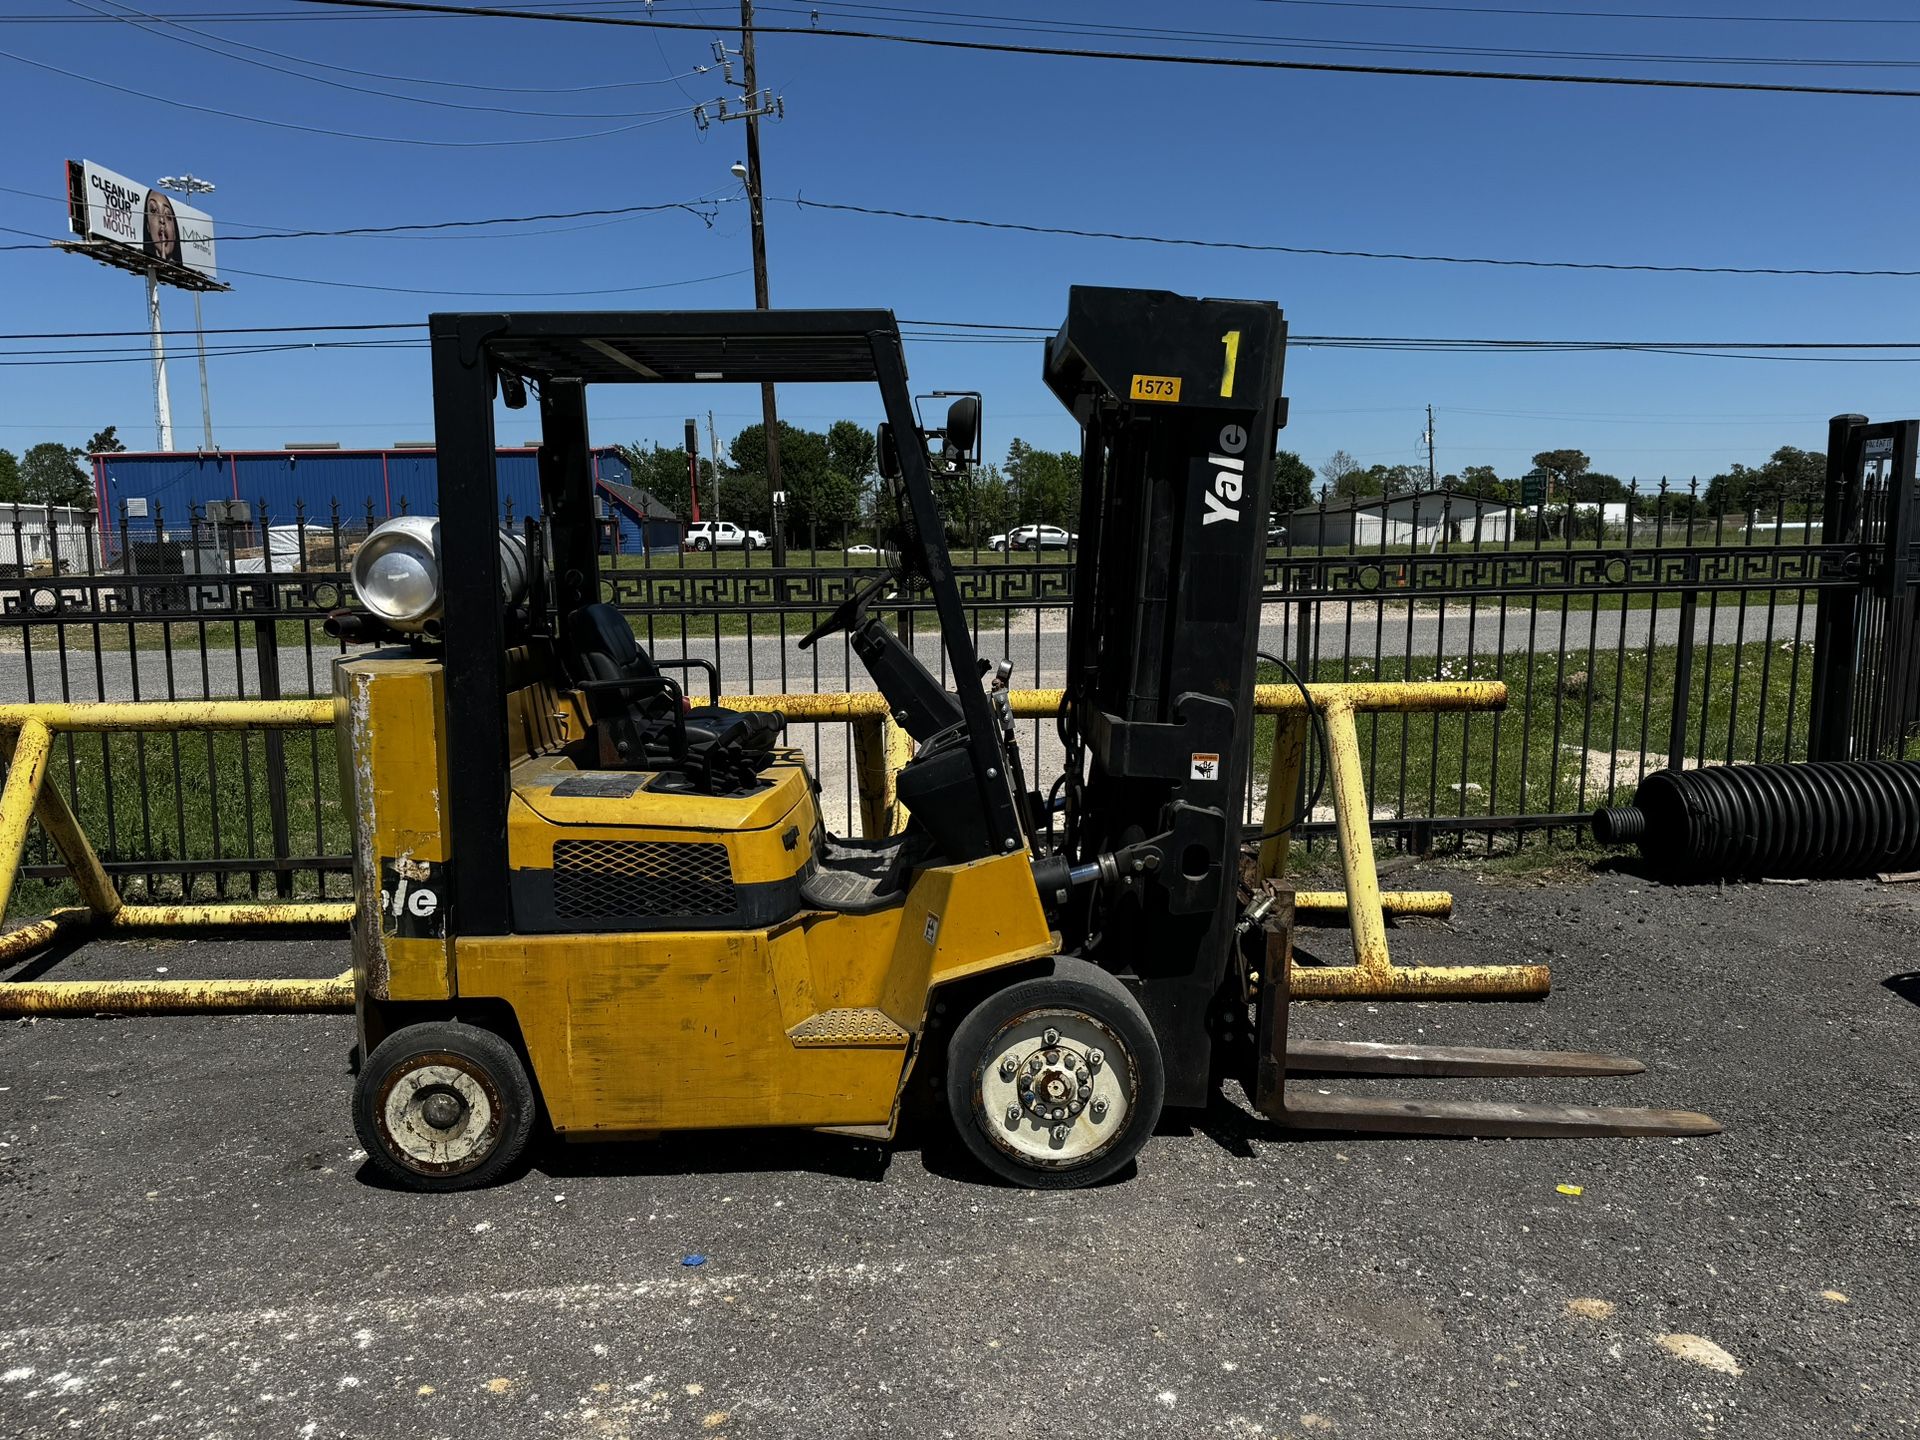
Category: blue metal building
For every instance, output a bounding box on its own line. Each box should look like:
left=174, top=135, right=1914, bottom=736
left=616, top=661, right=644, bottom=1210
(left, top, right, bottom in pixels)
left=91, top=446, right=684, bottom=554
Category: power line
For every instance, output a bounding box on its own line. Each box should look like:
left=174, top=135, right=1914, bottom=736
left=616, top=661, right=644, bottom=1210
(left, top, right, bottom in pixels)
left=0, top=180, right=742, bottom=242
left=9, top=183, right=1909, bottom=279
left=71, top=0, right=712, bottom=118
left=793, top=197, right=1920, bottom=278
left=65, top=2, right=711, bottom=91
left=0, top=44, right=710, bottom=146
left=776, top=0, right=1920, bottom=71
left=15, top=315, right=1920, bottom=369
left=0, top=322, right=424, bottom=340
left=285, top=0, right=1920, bottom=100
left=1241, top=1, right=1920, bottom=28
left=210, top=263, right=751, bottom=297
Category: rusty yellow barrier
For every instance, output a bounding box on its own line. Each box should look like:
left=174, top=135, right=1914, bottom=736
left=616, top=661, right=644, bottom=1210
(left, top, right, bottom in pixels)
left=1, top=681, right=1535, bottom=1015
left=0, top=700, right=352, bottom=1015
left=726, top=680, right=1543, bottom=1001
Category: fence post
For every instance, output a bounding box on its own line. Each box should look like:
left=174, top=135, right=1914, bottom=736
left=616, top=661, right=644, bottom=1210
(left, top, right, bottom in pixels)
left=1808, top=414, right=1869, bottom=760
left=1667, top=552, right=1700, bottom=773
left=254, top=500, right=293, bottom=898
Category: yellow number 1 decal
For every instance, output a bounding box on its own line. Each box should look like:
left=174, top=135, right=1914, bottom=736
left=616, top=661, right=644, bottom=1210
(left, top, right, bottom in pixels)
left=1220, top=330, right=1241, bottom=399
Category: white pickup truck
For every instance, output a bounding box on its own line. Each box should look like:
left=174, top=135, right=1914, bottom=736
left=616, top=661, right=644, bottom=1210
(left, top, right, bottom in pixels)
left=684, top=520, right=768, bottom=551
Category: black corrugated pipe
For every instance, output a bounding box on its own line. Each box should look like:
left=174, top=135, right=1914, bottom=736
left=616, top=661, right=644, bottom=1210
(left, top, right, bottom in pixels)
left=1593, top=761, right=1920, bottom=880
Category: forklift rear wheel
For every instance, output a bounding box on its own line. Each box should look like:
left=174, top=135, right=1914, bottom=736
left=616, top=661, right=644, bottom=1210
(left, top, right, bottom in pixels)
left=946, top=958, right=1164, bottom=1189
left=354, top=1022, right=538, bottom=1192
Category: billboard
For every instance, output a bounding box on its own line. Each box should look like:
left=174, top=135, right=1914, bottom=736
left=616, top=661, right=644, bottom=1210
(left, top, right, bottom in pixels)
left=65, top=160, right=217, bottom=285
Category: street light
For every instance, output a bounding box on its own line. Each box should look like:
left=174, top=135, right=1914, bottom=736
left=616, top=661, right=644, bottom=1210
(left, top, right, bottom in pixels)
left=156, top=174, right=216, bottom=453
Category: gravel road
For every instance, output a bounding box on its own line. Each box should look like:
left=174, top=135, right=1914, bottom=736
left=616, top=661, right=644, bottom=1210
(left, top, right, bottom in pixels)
left=1, top=864, right=1913, bottom=1438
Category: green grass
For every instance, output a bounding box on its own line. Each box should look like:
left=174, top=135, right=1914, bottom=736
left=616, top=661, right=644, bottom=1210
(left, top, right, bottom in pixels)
left=7, top=727, right=348, bottom=917
left=1251, top=635, right=1817, bottom=840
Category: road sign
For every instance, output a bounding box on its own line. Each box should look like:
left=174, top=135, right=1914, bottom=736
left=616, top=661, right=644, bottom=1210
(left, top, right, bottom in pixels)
left=1522, top=471, right=1548, bottom=506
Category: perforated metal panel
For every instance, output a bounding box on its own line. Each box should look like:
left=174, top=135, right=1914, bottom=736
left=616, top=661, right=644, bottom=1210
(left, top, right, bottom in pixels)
left=551, top=840, right=735, bottom=920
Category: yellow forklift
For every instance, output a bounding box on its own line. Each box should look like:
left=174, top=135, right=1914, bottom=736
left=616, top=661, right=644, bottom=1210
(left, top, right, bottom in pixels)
left=335, top=292, right=1714, bottom=1190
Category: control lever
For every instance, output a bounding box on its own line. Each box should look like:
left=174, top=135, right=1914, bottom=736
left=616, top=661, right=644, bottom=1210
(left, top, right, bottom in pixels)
left=988, top=658, right=1034, bottom=842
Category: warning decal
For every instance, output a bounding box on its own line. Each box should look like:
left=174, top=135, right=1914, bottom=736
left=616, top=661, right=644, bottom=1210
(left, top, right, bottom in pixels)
left=1190, top=752, right=1221, bottom=781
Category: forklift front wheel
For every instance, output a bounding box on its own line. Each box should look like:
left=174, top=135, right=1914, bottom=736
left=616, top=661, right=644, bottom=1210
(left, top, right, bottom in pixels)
left=354, top=1022, right=538, bottom=1192
left=946, top=958, right=1164, bottom=1189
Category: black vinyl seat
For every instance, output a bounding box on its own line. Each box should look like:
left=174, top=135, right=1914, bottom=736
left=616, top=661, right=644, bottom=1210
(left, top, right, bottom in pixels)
left=563, top=602, right=783, bottom=787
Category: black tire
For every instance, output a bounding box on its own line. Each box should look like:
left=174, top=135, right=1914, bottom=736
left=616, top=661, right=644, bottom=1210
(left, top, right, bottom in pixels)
left=354, top=1021, right=538, bottom=1192
left=693, top=538, right=711, bottom=551
left=945, top=957, right=1164, bottom=1189
left=745, top=538, right=758, bottom=550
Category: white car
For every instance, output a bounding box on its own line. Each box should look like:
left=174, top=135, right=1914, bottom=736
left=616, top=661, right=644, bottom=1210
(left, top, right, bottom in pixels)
left=845, top=543, right=879, bottom=556
left=684, top=520, right=767, bottom=551
left=1005, top=524, right=1077, bottom=552
left=987, top=532, right=1009, bottom=552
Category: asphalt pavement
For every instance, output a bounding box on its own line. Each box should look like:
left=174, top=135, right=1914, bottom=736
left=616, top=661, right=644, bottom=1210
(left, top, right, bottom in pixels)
left=0, top=601, right=1774, bottom=704
left=1, top=864, right=1913, bottom=1438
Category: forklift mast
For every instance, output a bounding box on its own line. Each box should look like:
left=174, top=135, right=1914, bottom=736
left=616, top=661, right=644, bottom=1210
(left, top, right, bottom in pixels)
left=1045, top=286, right=1289, bottom=1108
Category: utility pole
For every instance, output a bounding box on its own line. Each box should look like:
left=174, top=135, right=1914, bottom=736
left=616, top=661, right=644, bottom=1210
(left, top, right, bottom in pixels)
left=707, top=410, right=722, bottom=524
left=1425, top=404, right=1436, bottom=490
left=713, top=2, right=787, bottom=565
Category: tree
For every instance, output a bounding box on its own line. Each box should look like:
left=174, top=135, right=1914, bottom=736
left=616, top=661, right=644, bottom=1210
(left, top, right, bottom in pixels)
left=0, top=449, right=19, bottom=504
left=1454, top=464, right=1510, bottom=501
left=20, top=442, right=90, bottom=508
left=1003, top=439, right=1081, bottom=527
left=729, top=421, right=859, bottom=534
left=83, top=426, right=126, bottom=456
left=825, top=420, right=876, bottom=492
left=1318, top=449, right=1359, bottom=500
left=616, top=441, right=717, bottom=524
left=826, top=419, right=882, bottom=539
left=1271, top=449, right=1314, bottom=515
left=1712, top=445, right=1824, bottom=518
left=1567, top=471, right=1629, bottom=504
left=1531, top=449, right=1591, bottom=495
left=970, top=465, right=1017, bottom=538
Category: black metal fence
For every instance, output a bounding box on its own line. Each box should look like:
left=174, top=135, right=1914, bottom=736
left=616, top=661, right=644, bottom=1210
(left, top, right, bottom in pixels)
left=0, top=477, right=1912, bottom=907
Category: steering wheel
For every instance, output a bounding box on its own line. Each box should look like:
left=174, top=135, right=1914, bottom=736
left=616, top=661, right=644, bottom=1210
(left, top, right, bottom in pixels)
left=798, top=571, right=894, bottom=650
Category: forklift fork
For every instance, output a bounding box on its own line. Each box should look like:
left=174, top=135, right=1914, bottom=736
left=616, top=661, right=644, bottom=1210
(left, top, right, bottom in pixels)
left=1249, top=897, right=1721, bottom=1140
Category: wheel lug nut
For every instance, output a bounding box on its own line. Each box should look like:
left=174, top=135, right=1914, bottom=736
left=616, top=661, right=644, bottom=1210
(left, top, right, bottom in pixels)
left=1090, top=1098, right=1108, bottom=1122
left=1050, top=1124, right=1068, bottom=1145
left=1078, top=1083, right=1091, bottom=1099
left=1042, top=1027, right=1059, bottom=1046
left=999, top=1056, right=1019, bottom=1080
left=1086, top=1048, right=1104, bottom=1071
left=1044, top=1048, right=1060, bottom=1066
left=1070, top=1101, right=1083, bottom=1115
left=1028, top=1056, right=1043, bottom=1074
left=1005, top=1104, right=1022, bottom=1125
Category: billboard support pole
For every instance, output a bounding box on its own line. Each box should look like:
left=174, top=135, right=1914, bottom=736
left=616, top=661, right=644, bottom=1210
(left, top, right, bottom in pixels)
left=145, top=267, right=174, bottom=453
left=192, top=290, right=213, bottom=451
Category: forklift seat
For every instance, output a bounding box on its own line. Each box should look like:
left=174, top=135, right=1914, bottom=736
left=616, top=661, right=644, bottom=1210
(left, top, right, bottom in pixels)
left=563, top=602, right=784, bottom=785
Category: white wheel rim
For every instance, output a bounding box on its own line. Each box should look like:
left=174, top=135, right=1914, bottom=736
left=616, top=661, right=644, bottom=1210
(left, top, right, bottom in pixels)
left=378, top=1059, right=499, bottom=1175
left=975, top=1008, right=1134, bottom=1169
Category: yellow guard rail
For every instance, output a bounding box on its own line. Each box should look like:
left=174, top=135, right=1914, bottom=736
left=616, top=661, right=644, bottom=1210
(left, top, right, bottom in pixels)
left=742, top=679, right=1543, bottom=1001
left=0, top=701, right=352, bottom=1012
left=0, top=680, right=1541, bottom=1014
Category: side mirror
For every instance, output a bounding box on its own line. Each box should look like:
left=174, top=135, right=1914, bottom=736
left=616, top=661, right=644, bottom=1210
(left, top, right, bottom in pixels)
left=944, top=396, right=981, bottom=464
left=877, top=422, right=902, bottom=480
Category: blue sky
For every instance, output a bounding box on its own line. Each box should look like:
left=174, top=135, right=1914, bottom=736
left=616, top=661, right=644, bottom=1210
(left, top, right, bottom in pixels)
left=4, top=0, right=1920, bottom=488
